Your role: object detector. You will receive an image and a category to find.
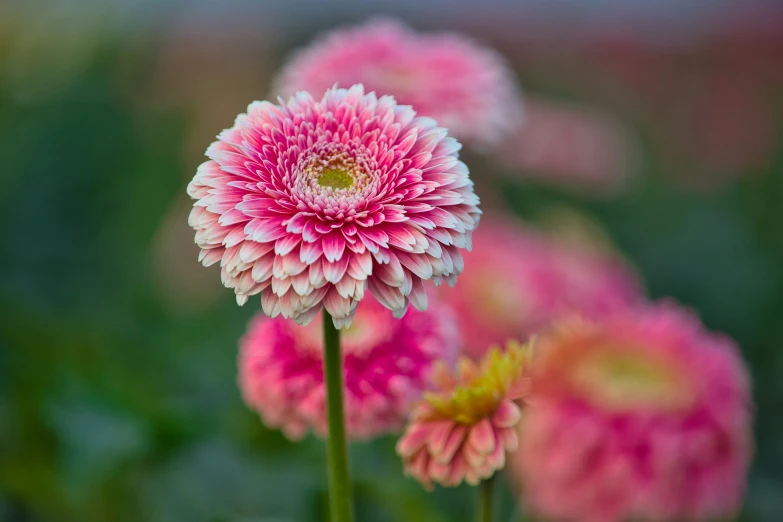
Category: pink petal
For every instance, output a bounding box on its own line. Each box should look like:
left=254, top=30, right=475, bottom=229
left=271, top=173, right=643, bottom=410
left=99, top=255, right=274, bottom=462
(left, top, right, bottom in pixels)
left=275, top=235, right=301, bottom=256
left=368, top=277, right=405, bottom=312
left=397, top=424, right=433, bottom=457
left=436, top=423, right=468, bottom=465
left=499, top=427, right=518, bottom=453
left=285, top=212, right=309, bottom=233
left=468, top=418, right=496, bottom=455
left=300, top=240, right=323, bottom=264
left=322, top=232, right=347, bottom=263
left=281, top=253, right=307, bottom=276
left=247, top=218, right=286, bottom=243
left=323, top=255, right=350, bottom=284
left=492, top=401, right=521, bottom=429
left=251, top=255, right=274, bottom=283
left=408, top=276, right=428, bottom=311
left=347, top=251, right=373, bottom=280
left=239, top=240, right=274, bottom=263
left=396, top=251, right=433, bottom=280
left=375, top=255, right=405, bottom=287
left=323, top=286, right=352, bottom=319
left=302, top=218, right=320, bottom=242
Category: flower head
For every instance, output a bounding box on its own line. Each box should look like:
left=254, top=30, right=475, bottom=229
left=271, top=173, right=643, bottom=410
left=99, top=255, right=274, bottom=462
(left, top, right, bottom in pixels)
left=273, top=18, right=523, bottom=148
left=509, top=303, right=753, bottom=522
left=497, top=98, right=635, bottom=197
left=440, top=217, right=641, bottom=359
left=396, top=340, right=532, bottom=490
left=239, top=295, right=460, bottom=440
left=187, top=85, right=480, bottom=328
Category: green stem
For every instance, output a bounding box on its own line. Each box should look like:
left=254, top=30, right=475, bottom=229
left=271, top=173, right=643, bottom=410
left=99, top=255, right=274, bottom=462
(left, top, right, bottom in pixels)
left=477, top=473, right=496, bottom=522
left=322, top=310, right=354, bottom=522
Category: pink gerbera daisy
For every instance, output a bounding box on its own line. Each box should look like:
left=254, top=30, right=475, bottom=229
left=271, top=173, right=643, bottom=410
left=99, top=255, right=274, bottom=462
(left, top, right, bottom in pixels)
left=272, top=18, right=523, bottom=148
left=239, top=294, right=460, bottom=440
left=440, top=216, right=641, bottom=359
left=187, top=85, right=480, bottom=328
left=509, top=303, right=753, bottom=522
left=396, top=340, right=531, bottom=490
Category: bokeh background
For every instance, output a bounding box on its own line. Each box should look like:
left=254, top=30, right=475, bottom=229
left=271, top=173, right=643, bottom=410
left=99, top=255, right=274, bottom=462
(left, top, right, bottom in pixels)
left=1, top=1, right=782, bottom=521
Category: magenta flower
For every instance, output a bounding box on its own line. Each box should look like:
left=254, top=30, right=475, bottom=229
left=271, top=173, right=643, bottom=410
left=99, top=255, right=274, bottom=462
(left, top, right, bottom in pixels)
left=187, top=85, right=480, bottom=328
left=272, top=18, right=523, bottom=148
left=239, top=295, right=460, bottom=440
left=397, top=341, right=532, bottom=490
left=509, top=303, right=753, bottom=522
left=497, top=97, right=635, bottom=197
left=439, top=216, right=641, bottom=360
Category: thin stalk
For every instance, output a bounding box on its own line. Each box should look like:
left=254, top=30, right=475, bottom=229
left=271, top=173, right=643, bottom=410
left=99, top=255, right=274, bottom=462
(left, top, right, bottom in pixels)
left=322, top=310, right=354, bottom=522
left=477, top=473, right=496, bottom=522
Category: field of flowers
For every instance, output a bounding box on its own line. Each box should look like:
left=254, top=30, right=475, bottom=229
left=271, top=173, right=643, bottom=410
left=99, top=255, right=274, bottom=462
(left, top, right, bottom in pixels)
left=1, top=3, right=782, bottom=522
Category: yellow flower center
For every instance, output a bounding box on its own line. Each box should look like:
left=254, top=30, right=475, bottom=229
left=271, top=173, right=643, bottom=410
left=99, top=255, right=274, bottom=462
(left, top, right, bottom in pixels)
left=424, top=340, right=532, bottom=425
left=318, top=167, right=354, bottom=190
left=570, top=347, right=692, bottom=411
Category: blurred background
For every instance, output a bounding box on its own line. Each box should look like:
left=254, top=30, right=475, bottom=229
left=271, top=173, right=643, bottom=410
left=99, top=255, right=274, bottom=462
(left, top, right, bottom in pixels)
left=1, top=1, right=782, bottom=521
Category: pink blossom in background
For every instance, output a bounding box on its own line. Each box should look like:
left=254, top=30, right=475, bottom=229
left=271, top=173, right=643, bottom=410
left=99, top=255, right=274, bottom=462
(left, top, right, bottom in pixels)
left=397, top=341, right=531, bottom=490
left=187, top=85, right=480, bottom=328
left=497, top=98, right=635, bottom=197
left=272, top=18, right=523, bottom=148
left=439, top=216, right=641, bottom=360
left=665, top=72, right=775, bottom=189
left=510, top=304, right=753, bottom=522
left=239, top=295, right=460, bottom=440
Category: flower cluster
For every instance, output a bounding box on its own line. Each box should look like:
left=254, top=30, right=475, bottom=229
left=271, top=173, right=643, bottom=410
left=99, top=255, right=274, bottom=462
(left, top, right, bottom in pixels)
left=181, top=15, right=755, bottom=521
left=509, top=304, right=753, bottom=522
left=397, top=341, right=532, bottom=489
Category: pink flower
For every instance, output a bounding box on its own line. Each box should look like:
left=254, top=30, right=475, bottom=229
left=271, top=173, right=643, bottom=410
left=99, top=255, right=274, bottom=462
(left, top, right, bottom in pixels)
left=509, top=304, right=753, bottom=522
left=187, top=85, right=480, bottom=328
left=497, top=97, right=636, bottom=197
left=396, top=341, right=531, bottom=490
left=272, top=18, right=523, bottom=148
left=239, top=294, right=460, bottom=440
left=439, top=216, right=641, bottom=359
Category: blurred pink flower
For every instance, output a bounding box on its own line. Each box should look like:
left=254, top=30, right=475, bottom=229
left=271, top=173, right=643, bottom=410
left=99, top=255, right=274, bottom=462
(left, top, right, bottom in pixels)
left=665, top=73, right=775, bottom=189
left=239, top=295, right=460, bottom=440
left=396, top=341, right=531, bottom=490
left=187, top=85, right=480, bottom=328
left=272, top=18, right=523, bottom=148
left=439, top=216, right=641, bottom=359
left=498, top=98, right=635, bottom=197
left=510, top=304, right=753, bottom=522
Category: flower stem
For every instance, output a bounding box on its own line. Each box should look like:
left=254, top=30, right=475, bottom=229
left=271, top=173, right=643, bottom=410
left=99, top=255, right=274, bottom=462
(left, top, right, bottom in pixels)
left=477, top=473, right=496, bottom=522
left=322, top=310, right=354, bottom=522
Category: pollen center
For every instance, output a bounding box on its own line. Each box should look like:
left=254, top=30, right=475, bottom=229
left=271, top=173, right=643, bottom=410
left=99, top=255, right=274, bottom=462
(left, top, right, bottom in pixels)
left=570, top=348, right=692, bottom=411
left=318, top=168, right=354, bottom=190
left=424, top=342, right=531, bottom=425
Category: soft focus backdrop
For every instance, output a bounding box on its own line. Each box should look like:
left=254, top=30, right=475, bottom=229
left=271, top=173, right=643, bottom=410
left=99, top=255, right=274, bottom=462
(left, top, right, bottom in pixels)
left=1, top=1, right=782, bottom=521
